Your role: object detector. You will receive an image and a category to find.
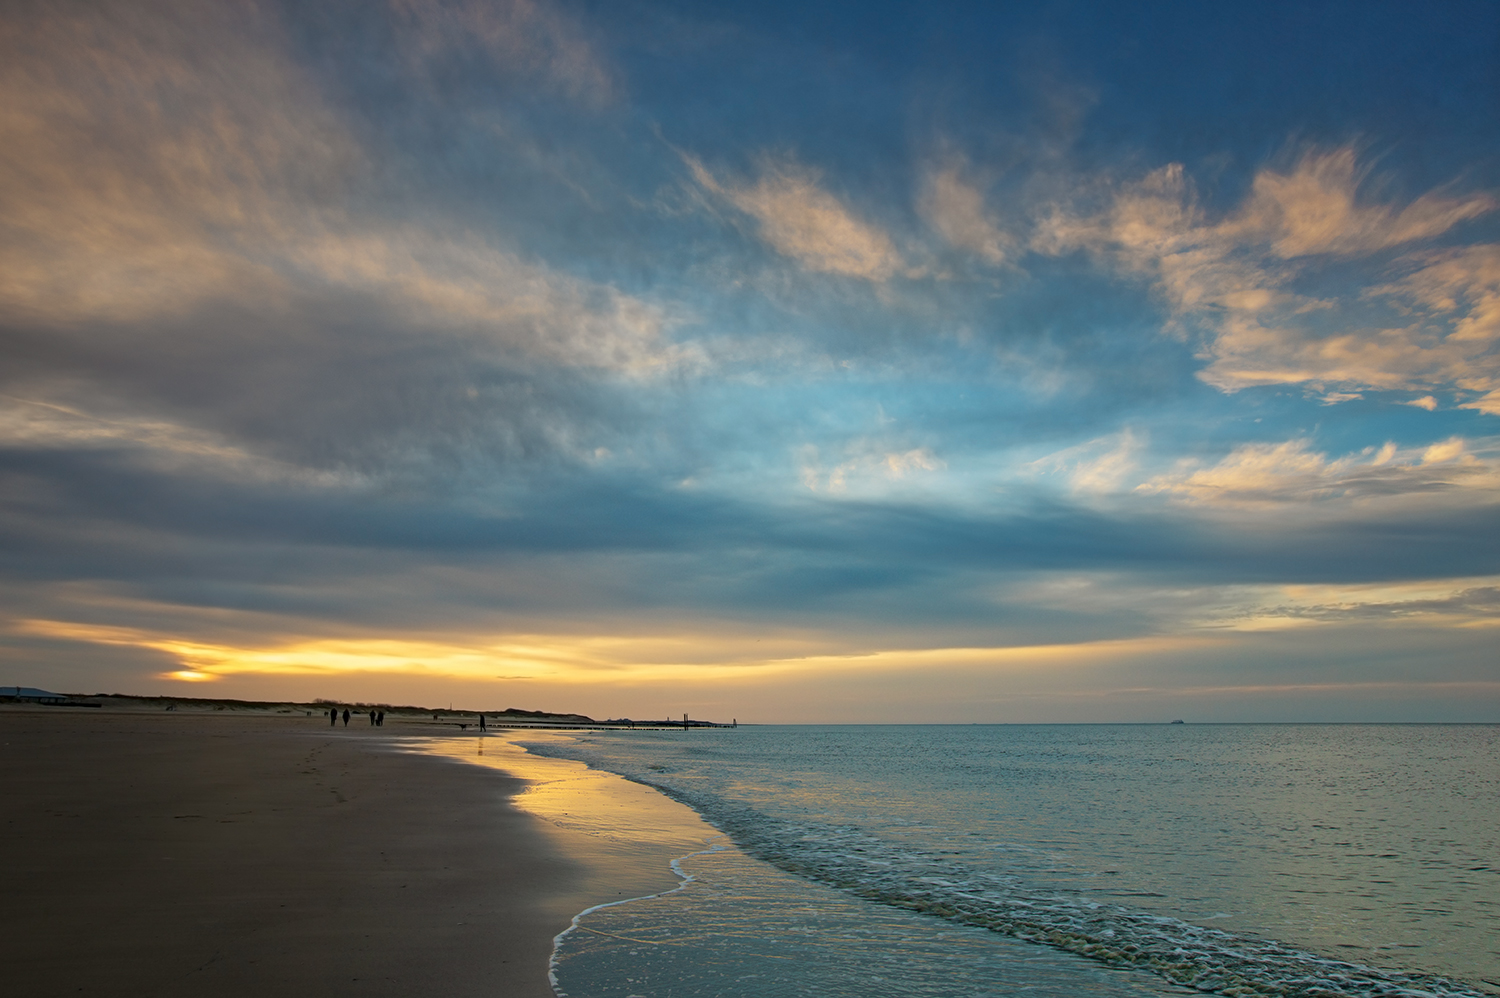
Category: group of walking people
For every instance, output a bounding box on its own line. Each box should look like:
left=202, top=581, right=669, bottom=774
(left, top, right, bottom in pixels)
left=323, top=706, right=488, bottom=731
left=327, top=706, right=384, bottom=727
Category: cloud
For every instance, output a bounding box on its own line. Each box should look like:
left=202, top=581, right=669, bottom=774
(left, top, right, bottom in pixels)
left=688, top=156, right=906, bottom=281
left=1138, top=436, right=1497, bottom=506
left=1379, top=245, right=1500, bottom=343
left=0, top=2, right=686, bottom=377
left=294, top=229, right=697, bottom=375
left=1036, top=148, right=1500, bottom=401
left=989, top=570, right=1500, bottom=640
left=1195, top=577, right=1500, bottom=632
left=919, top=164, right=1010, bottom=265
left=389, top=0, right=614, bottom=105
left=0, top=1, right=339, bottom=323
left=1371, top=245, right=1500, bottom=412
left=3, top=434, right=1497, bottom=703
left=0, top=394, right=372, bottom=490
left=3, top=611, right=1216, bottom=688
left=798, top=442, right=946, bottom=494
left=1028, top=430, right=1143, bottom=495
left=0, top=0, right=707, bottom=484
left=883, top=447, right=944, bottom=478
left=10, top=618, right=624, bottom=683
left=1228, top=148, right=1495, bottom=258
left=1209, top=243, right=1500, bottom=404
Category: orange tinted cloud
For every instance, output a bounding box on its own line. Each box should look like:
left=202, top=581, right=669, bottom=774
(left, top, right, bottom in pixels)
left=688, top=155, right=906, bottom=281
left=0, top=1, right=687, bottom=377
left=1037, top=148, right=1499, bottom=403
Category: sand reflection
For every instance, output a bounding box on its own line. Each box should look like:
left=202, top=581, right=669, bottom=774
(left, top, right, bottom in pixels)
left=402, top=730, right=721, bottom=907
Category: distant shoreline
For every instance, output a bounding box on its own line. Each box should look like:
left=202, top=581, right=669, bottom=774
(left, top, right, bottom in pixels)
left=0, top=690, right=735, bottom=728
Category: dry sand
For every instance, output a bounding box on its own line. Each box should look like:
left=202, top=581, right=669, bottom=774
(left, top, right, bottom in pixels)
left=0, top=706, right=687, bottom=997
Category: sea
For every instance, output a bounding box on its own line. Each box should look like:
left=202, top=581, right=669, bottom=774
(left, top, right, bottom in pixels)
left=509, top=724, right=1498, bottom=998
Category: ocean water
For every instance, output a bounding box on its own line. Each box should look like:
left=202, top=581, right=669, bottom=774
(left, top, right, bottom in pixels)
left=518, top=724, right=1500, bottom=998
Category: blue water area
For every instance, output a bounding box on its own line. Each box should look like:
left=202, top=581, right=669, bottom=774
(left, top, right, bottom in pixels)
left=528, top=724, right=1500, bottom=998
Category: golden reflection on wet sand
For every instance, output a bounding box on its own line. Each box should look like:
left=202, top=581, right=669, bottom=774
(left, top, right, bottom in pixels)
left=405, top=731, right=720, bottom=909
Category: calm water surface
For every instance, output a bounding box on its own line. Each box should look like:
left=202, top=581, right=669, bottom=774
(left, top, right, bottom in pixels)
left=524, top=725, right=1499, bottom=998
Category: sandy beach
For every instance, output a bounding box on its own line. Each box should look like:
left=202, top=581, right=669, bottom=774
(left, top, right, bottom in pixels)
left=0, top=705, right=688, bottom=998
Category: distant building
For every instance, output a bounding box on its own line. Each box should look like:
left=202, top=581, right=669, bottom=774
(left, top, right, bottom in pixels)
left=0, top=686, right=68, bottom=704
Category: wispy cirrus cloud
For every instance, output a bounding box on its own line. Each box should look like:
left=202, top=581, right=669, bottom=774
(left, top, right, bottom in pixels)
left=1036, top=148, right=1499, bottom=403
left=1195, top=577, right=1500, bottom=632
left=919, top=163, right=1011, bottom=266
left=0, top=0, right=681, bottom=376
left=389, top=0, right=614, bottom=105
left=0, top=1, right=338, bottom=323
left=0, top=0, right=705, bottom=489
left=1026, top=429, right=1144, bottom=495
left=0, top=394, right=378, bottom=490
left=293, top=230, right=698, bottom=374
left=1371, top=245, right=1500, bottom=413
left=687, top=155, right=907, bottom=281
left=797, top=441, right=945, bottom=494
left=1138, top=435, right=1498, bottom=506
left=1225, top=148, right=1494, bottom=258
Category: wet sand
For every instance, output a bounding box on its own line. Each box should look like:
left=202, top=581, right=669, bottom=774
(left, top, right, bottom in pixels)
left=0, top=707, right=686, bottom=997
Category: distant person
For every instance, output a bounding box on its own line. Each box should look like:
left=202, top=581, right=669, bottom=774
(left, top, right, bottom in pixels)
left=377, top=711, right=385, bottom=726
left=330, top=707, right=337, bottom=726
left=478, top=713, right=486, bottom=732
left=342, top=708, right=350, bottom=726
left=369, top=709, right=376, bottom=726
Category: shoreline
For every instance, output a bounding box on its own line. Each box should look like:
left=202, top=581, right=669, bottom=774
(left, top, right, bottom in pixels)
left=0, top=705, right=663, bottom=997
left=404, top=729, right=725, bottom=989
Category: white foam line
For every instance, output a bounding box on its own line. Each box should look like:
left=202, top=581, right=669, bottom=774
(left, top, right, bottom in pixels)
left=548, top=838, right=730, bottom=998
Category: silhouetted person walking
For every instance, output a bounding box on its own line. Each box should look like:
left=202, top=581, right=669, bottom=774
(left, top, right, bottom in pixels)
left=342, top=708, right=350, bottom=726
left=329, top=707, right=337, bottom=726
left=377, top=711, right=385, bottom=726
left=478, top=713, right=486, bottom=732
left=369, top=709, right=376, bottom=726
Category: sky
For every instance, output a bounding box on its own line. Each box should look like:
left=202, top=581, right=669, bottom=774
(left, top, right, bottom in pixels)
left=2, top=0, right=1497, bottom=722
